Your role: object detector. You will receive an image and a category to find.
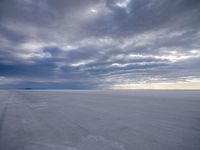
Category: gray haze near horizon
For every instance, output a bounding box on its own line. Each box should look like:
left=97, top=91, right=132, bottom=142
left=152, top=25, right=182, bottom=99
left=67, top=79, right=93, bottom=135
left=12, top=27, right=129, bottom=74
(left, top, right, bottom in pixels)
left=0, top=90, right=200, bottom=150
left=0, top=0, right=200, bottom=88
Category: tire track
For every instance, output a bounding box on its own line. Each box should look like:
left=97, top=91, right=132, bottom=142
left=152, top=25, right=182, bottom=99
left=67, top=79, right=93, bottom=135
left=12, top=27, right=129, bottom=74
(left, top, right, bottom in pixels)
left=0, top=90, right=14, bottom=148
left=0, top=104, right=8, bottom=138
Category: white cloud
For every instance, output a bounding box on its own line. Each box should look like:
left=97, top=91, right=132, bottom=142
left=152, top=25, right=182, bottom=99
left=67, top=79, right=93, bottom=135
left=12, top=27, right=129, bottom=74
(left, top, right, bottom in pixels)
left=15, top=41, right=55, bottom=60
left=70, top=60, right=95, bottom=67
left=0, top=76, right=22, bottom=84
left=17, top=52, right=52, bottom=59
left=19, top=41, right=45, bottom=50
left=115, top=0, right=131, bottom=13
left=89, top=8, right=98, bottom=13
left=116, top=0, right=131, bottom=8
left=111, top=63, right=129, bottom=67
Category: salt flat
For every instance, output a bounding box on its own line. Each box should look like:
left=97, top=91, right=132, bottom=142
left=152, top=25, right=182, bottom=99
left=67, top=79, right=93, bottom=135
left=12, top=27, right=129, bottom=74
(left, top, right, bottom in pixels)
left=0, top=90, right=200, bottom=150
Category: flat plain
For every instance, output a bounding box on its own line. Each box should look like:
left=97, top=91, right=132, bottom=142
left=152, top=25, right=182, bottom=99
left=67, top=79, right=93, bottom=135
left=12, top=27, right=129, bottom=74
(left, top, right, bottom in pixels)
left=0, top=90, right=200, bottom=150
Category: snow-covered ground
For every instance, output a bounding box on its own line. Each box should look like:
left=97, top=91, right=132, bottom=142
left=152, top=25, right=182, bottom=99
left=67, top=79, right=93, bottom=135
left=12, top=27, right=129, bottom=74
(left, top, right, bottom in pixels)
left=0, top=90, right=200, bottom=150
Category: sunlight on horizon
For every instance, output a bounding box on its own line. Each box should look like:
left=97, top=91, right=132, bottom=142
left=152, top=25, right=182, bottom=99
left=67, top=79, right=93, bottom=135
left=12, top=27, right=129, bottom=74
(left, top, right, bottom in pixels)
left=111, top=82, right=200, bottom=89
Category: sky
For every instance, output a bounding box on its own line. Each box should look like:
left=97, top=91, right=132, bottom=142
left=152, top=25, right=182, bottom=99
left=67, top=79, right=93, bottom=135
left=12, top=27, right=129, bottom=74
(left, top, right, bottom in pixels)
left=0, top=0, right=200, bottom=89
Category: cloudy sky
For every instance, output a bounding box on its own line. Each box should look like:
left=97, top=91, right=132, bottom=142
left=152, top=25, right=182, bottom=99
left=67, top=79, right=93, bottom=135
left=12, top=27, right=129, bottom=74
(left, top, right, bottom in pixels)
left=0, top=0, right=200, bottom=89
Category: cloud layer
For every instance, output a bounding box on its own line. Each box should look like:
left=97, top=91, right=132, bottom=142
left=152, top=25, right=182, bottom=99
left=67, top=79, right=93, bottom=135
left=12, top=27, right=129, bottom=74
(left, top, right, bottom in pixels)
left=0, top=0, right=200, bottom=89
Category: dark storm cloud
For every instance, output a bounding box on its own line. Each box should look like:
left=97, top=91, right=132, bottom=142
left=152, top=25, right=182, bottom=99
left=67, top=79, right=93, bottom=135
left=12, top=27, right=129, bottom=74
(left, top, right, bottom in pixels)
left=0, top=60, right=56, bottom=78
left=0, top=0, right=200, bottom=88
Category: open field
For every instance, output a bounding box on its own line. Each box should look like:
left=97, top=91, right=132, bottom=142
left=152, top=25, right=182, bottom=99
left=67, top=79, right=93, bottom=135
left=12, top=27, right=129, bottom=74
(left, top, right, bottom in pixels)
left=0, top=90, right=200, bottom=150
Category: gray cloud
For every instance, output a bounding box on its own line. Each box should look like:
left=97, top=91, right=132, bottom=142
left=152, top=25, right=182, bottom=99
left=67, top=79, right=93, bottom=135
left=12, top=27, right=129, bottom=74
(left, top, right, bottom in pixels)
left=0, top=0, right=200, bottom=88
